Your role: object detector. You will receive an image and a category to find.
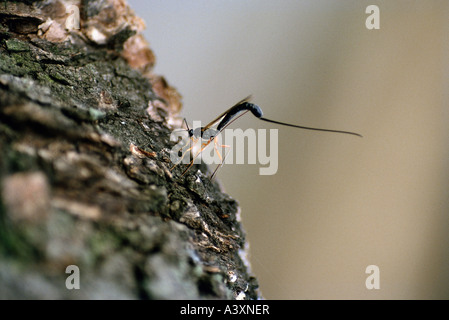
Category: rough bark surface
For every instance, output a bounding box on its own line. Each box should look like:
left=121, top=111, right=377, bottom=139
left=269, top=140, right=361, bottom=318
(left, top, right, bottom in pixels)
left=0, top=0, right=260, bottom=299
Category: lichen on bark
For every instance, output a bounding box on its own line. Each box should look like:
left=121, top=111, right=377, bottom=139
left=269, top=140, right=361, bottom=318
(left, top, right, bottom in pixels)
left=0, top=0, right=260, bottom=299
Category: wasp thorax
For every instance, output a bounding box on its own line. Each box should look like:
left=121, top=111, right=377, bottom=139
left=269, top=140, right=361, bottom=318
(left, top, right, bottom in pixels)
left=191, top=127, right=219, bottom=140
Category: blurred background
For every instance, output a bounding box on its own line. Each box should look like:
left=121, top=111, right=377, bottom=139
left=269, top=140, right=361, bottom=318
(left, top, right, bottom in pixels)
left=128, top=0, right=449, bottom=299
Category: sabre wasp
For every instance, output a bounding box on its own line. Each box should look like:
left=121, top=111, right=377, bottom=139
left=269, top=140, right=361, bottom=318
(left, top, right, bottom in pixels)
left=171, top=96, right=362, bottom=178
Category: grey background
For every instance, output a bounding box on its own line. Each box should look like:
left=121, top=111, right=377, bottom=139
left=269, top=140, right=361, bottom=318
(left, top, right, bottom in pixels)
left=128, top=0, right=449, bottom=299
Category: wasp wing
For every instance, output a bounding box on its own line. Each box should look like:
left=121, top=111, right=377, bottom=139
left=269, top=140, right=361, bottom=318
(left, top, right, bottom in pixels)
left=202, top=95, right=252, bottom=132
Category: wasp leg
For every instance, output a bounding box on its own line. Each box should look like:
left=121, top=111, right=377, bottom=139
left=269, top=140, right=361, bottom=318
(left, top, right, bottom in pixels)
left=210, top=138, right=231, bottom=179
left=181, top=139, right=213, bottom=176
left=170, top=137, right=198, bottom=171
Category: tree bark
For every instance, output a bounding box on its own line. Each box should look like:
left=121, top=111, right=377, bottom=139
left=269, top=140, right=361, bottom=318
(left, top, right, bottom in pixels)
left=0, top=0, right=260, bottom=300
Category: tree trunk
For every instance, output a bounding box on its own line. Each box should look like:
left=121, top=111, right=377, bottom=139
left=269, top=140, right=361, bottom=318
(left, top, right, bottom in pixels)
left=0, top=0, right=260, bottom=300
